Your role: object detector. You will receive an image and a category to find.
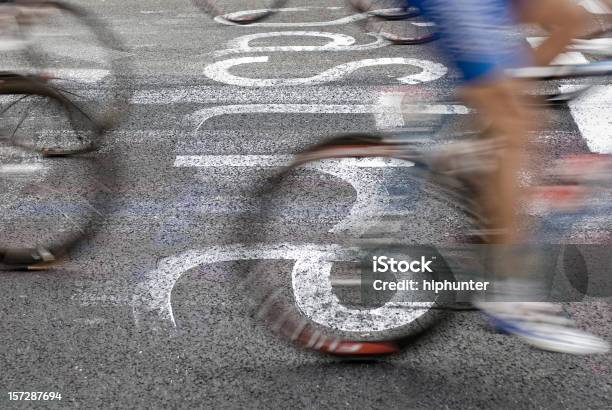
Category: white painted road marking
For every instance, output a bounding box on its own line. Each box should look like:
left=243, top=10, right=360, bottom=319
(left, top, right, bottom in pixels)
left=214, top=31, right=390, bottom=56
left=133, top=244, right=431, bottom=333
left=133, top=243, right=343, bottom=329
left=184, top=102, right=470, bottom=138
left=0, top=163, right=44, bottom=175
left=185, top=103, right=403, bottom=131
left=203, top=56, right=448, bottom=87
left=563, top=85, right=612, bottom=154
left=130, top=86, right=420, bottom=105
left=527, top=36, right=612, bottom=153
left=185, top=103, right=469, bottom=135
left=159, top=9, right=455, bottom=336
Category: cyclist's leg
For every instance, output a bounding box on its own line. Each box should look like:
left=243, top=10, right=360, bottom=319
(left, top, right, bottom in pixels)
left=413, top=0, right=532, bottom=243
left=514, top=0, right=590, bottom=66
left=459, top=79, right=531, bottom=244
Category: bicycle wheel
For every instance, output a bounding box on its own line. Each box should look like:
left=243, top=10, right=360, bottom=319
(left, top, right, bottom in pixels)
left=0, top=1, right=132, bottom=131
left=348, top=0, right=421, bottom=19
left=193, top=0, right=288, bottom=24
left=0, top=74, right=114, bottom=269
left=238, top=133, right=481, bottom=356
left=349, top=0, right=438, bottom=45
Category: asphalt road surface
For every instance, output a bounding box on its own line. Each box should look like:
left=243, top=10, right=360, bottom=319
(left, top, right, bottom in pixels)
left=1, top=0, right=611, bottom=408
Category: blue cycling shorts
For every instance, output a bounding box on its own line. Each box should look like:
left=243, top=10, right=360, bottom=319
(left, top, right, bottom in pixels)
left=409, top=0, right=531, bottom=82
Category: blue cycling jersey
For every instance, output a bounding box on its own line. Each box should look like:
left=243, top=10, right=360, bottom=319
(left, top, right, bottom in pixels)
left=409, top=0, right=530, bottom=82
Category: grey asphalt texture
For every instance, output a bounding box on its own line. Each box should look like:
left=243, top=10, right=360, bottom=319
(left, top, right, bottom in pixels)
left=1, top=1, right=611, bottom=408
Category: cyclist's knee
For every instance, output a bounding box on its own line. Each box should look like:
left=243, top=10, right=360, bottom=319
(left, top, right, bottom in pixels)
left=462, top=80, right=525, bottom=115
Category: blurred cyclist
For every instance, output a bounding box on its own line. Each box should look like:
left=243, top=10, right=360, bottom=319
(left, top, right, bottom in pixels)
left=408, top=0, right=609, bottom=354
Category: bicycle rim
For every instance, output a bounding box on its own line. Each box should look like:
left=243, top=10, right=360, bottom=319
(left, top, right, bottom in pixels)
left=238, top=134, right=479, bottom=355
left=351, top=1, right=437, bottom=44
left=0, top=76, right=115, bottom=268
left=0, top=1, right=133, bottom=131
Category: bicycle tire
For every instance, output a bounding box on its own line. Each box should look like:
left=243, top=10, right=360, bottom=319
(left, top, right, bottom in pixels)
left=348, top=0, right=438, bottom=45
left=9, top=0, right=133, bottom=131
left=193, top=0, right=288, bottom=24
left=0, top=74, right=115, bottom=269
left=237, top=133, right=485, bottom=356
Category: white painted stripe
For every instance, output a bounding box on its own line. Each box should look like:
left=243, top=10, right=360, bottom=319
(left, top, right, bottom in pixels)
left=563, top=85, right=612, bottom=153
left=186, top=103, right=468, bottom=133
left=186, top=104, right=397, bottom=131
left=203, top=56, right=448, bottom=87
left=130, top=87, right=468, bottom=107
left=214, top=31, right=390, bottom=56
left=214, top=7, right=369, bottom=27
left=131, top=86, right=375, bottom=105
left=0, top=163, right=44, bottom=174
